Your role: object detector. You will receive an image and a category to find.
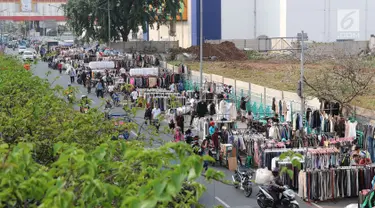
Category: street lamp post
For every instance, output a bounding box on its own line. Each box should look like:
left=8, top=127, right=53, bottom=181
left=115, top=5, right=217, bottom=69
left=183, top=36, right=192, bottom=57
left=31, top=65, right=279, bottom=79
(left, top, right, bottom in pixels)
left=0, top=9, right=8, bottom=44
left=199, top=0, right=203, bottom=97
left=107, top=0, right=110, bottom=47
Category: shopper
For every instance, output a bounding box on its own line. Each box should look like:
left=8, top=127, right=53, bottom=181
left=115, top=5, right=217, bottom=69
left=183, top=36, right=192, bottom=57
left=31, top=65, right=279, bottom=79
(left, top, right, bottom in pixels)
left=173, top=127, right=184, bottom=142
left=130, top=89, right=138, bottom=105
left=96, top=81, right=104, bottom=98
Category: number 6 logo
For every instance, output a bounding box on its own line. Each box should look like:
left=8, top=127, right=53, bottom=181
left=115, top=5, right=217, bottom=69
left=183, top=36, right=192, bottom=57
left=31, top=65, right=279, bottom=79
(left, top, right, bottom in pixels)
left=337, top=9, right=359, bottom=32
left=341, top=11, right=355, bottom=30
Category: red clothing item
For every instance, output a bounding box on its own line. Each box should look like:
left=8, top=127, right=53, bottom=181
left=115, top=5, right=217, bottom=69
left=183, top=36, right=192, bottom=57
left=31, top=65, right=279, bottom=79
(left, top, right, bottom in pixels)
left=359, top=158, right=371, bottom=165
left=58, top=63, right=62, bottom=69
left=211, top=132, right=219, bottom=148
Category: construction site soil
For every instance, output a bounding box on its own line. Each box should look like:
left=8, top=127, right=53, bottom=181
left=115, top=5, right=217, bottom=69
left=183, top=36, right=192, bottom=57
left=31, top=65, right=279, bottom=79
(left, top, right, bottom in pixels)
left=175, top=41, right=248, bottom=61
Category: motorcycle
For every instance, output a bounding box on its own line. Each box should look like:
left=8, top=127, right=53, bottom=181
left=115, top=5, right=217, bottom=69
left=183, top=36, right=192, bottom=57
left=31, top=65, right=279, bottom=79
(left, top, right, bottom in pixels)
left=232, top=166, right=254, bottom=197
left=257, top=185, right=299, bottom=208
left=112, top=93, right=120, bottom=107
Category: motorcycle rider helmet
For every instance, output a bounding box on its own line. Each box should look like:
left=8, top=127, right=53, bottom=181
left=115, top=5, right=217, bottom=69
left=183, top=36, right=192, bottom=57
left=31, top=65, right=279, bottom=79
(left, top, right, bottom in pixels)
left=272, top=167, right=279, bottom=177
left=81, top=95, right=87, bottom=99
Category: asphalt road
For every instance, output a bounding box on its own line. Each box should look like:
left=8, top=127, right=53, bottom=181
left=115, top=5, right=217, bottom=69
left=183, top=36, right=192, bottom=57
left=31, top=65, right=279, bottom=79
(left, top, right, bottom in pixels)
left=7, top=48, right=356, bottom=208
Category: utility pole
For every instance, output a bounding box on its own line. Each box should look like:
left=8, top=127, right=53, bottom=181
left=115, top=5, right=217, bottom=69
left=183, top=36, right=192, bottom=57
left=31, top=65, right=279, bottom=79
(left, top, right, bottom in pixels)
left=253, top=0, right=257, bottom=38
left=199, top=0, right=203, bottom=98
left=300, top=30, right=305, bottom=118
left=107, top=0, right=111, bottom=48
left=297, top=30, right=308, bottom=171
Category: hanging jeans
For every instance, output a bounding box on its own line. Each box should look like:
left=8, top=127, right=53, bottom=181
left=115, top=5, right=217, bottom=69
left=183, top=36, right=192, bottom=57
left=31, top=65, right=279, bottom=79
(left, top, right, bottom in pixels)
left=368, top=137, right=375, bottom=162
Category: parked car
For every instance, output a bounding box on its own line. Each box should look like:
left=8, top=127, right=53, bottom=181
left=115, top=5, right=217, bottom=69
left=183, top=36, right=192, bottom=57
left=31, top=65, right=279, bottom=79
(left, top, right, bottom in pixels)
left=22, top=51, right=35, bottom=61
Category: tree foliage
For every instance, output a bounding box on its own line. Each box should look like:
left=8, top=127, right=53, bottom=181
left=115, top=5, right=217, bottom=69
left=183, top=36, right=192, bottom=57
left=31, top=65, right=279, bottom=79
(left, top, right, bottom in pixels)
left=63, top=0, right=184, bottom=41
left=0, top=55, right=225, bottom=207
left=279, top=151, right=303, bottom=179
left=304, top=56, right=374, bottom=111
left=0, top=56, right=119, bottom=164
left=0, top=141, right=208, bottom=208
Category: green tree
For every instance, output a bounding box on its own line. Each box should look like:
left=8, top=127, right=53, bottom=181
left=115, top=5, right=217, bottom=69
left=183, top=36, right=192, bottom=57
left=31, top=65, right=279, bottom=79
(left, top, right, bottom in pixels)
left=63, top=0, right=184, bottom=42
left=0, top=141, right=210, bottom=207
left=278, top=150, right=303, bottom=179
left=0, top=55, right=226, bottom=207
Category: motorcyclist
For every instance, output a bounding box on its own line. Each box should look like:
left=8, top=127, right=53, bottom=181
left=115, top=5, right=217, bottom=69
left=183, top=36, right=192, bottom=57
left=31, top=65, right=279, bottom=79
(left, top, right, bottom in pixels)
left=269, top=168, right=285, bottom=207
left=112, top=91, right=120, bottom=106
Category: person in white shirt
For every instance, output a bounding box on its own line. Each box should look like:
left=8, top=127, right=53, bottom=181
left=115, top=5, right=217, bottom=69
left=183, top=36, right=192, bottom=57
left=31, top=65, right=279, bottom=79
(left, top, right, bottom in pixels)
left=130, top=89, right=138, bottom=105
left=152, top=105, right=161, bottom=132
left=108, top=84, right=115, bottom=97
left=120, top=67, right=126, bottom=79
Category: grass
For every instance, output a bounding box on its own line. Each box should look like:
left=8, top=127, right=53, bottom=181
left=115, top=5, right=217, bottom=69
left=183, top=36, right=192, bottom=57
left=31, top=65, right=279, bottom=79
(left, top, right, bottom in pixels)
left=169, top=60, right=375, bottom=110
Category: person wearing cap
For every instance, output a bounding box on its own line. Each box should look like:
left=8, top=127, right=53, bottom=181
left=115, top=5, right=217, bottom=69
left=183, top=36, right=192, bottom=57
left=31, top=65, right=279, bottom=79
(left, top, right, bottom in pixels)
left=209, top=121, right=216, bottom=136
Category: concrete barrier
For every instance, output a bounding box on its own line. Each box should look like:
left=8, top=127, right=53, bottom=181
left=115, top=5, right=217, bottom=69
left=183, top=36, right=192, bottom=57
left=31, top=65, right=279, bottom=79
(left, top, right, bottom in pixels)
left=110, top=41, right=179, bottom=53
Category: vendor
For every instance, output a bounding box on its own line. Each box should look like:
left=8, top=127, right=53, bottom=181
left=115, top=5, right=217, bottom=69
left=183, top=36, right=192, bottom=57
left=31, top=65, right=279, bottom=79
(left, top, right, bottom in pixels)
left=351, top=145, right=372, bottom=164
left=359, top=151, right=372, bottom=165
left=350, top=153, right=360, bottom=165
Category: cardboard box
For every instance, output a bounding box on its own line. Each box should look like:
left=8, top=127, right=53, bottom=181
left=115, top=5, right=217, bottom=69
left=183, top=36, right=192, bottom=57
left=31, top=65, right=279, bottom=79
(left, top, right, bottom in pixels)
left=228, top=157, right=238, bottom=171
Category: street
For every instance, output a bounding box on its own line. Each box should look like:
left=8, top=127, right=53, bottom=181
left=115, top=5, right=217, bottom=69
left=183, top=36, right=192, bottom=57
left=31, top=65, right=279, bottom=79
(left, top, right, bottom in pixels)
left=7, top=48, right=356, bottom=208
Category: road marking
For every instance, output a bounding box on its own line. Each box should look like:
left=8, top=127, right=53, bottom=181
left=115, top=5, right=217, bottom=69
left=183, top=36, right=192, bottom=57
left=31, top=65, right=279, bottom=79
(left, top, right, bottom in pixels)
left=215, top=196, right=230, bottom=208
left=131, top=131, right=138, bottom=136
left=310, top=202, right=323, bottom=208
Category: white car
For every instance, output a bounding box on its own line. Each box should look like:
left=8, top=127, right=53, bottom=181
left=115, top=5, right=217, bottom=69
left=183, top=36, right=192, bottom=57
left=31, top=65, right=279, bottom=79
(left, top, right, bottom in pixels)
left=18, top=46, right=27, bottom=54
left=22, top=51, right=35, bottom=61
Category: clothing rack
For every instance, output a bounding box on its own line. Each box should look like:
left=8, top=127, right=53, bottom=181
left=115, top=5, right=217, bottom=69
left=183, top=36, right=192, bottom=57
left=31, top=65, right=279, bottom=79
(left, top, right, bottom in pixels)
left=264, top=148, right=306, bottom=153
left=262, top=148, right=305, bottom=170
left=299, top=167, right=374, bottom=202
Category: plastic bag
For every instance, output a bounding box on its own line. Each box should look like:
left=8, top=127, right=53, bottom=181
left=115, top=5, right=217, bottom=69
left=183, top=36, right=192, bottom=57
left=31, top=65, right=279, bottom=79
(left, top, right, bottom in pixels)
left=255, top=168, right=273, bottom=185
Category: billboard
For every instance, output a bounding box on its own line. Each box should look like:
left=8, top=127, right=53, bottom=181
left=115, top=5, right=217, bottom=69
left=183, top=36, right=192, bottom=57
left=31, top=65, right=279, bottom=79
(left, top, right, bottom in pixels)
left=21, top=0, right=32, bottom=12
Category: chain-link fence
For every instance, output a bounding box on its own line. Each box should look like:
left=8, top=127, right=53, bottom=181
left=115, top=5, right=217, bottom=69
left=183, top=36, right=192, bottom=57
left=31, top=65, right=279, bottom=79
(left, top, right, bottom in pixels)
left=163, top=62, right=321, bottom=120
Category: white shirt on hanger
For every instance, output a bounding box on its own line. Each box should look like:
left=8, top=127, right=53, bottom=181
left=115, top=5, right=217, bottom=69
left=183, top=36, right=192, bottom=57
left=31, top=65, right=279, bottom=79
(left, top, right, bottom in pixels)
left=286, top=102, right=292, bottom=122
left=348, top=121, right=357, bottom=138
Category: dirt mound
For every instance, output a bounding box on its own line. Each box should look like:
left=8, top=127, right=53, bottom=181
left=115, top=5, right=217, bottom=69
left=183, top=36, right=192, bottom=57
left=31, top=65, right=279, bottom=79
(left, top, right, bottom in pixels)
left=179, top=41, right=248, bottom=61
